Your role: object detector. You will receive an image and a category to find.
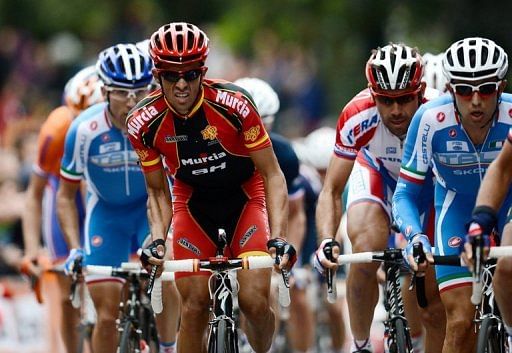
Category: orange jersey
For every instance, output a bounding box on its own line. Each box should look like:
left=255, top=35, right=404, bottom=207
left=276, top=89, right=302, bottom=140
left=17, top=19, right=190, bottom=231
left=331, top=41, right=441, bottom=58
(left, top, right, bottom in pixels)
left=35, top=106, right=74, bottom=177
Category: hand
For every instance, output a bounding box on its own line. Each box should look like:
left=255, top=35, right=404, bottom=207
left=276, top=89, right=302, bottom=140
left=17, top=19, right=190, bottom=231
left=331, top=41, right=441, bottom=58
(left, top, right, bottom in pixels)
left=462, top=222, right=490, bottom=269
left=140, top=238, right=166, bottom=277
left=405, top=234, right=433, bottom=272
left=313, top=238, right=340, bottom=275
left=267, top=237, right=297, bottom=271
left=64, top=248, right=84, bottom=275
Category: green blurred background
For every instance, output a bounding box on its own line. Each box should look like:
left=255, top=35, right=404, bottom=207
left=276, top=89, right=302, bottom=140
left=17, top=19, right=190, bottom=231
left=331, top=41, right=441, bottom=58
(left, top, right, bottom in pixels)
left=1, top=0, right=511, bottom=139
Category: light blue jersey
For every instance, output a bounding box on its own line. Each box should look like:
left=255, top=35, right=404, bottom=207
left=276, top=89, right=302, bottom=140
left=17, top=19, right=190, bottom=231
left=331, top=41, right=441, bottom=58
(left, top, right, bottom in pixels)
left=392, top=93, right=512, bottom=291
left=60, top=102, right=149, bottom=268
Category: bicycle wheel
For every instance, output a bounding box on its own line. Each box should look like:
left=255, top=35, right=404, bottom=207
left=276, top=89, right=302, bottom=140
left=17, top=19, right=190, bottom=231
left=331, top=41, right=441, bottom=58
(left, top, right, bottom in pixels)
left=389, top=318, right=410, bottom=353
left=212, top=320, right=238, bottom=353
left=477, top=316, right=506, bottom=353
left=119, top=320, right=139, bottom=353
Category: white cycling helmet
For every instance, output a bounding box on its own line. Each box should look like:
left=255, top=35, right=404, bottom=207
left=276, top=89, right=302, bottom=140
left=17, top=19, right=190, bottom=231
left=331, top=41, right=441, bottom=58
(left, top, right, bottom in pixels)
left=366, top=43, right=424, bottom=94
left=64, top=65, right=104, bottom=115
left=293, top=127, right=336, bottom=170
left=422, top=53, right=448, bottom=91
left=442, top=37, right=508, bottom=82
left=233, top=77, right=280, bottom=121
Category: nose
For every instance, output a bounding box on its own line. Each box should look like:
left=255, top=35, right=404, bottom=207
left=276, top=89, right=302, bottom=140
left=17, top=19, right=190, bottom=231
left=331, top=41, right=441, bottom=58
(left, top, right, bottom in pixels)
left=470, top=91, right=482, bottom=105
left=175, top=78, right=188, bottom=89
left=390, top=102, right=402, bottom=115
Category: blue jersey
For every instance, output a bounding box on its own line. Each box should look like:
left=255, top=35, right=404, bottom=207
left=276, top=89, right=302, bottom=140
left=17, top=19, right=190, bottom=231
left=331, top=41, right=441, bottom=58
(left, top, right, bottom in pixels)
left=60, top=102, right=149, bottom=268
left=392, top=93, right=512, bottom=290
left=270, top=132, right=302, bottom=196
left=61, top=103, right=147, bottom=206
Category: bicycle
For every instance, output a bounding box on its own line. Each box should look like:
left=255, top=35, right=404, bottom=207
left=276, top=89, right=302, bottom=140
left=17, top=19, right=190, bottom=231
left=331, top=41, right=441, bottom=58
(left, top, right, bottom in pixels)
left=470, top=241, right=512, bottom=353
left=325, top=248, right=413, bottom=353
left=86, top=262, right=174, bottom=353
left=156, top=229, right=290, bottom=353
left=413, top=244, right=512, bottom=353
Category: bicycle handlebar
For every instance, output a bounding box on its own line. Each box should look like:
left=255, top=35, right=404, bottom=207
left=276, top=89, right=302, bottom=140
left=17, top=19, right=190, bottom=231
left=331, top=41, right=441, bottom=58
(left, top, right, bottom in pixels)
left=161, top=255, right=290, bottom=308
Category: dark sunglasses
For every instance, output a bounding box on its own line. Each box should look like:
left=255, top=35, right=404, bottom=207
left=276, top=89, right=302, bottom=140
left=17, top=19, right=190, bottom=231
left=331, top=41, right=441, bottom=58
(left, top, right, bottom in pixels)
left=160, top=69, right=203, bottom=83
left=374, top=92, right=418, bottom=106
left=450, top=81, right=501, bottom=97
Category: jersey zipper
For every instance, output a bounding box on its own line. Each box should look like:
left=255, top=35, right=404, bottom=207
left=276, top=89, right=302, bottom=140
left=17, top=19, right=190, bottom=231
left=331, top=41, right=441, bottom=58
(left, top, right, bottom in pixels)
left=460, top=124, right=492, bottom=183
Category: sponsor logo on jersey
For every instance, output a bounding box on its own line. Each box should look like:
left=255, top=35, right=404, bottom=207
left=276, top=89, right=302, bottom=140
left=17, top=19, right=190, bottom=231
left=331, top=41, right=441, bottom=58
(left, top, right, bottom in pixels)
left=438, top=151, right=499, bottom=166
left=127, top=105, right=159, bottom=138
left=449, top=129, right=457, bottom=138
left=201, top=125, right=218, bottom=140
left=436, top=112, right=445, bottom=122
left=509, top=108, right=512, bottom=118
left=421, top=123, right=431, bottom=164
left=181, top=152, right=226, bottom=166
left=386, top=147, right=397, bottom=154
left=244, top=126, right=261, bottom=142
left=489, top=140, right=504, bottom=149
left=446, top=141, right=469, bottom=152
left=102, top=134, right=110, bottom=142
left=135, top=149, right=149, bottom=161
left=240, top=225, right=257, bottom=247
left=99, top=142, right=121, bottom=154
left=90, top=121, right=98, bottom=131
left=165, top=135, right=188, bottom=143
left=215, top=91, right=250, bottom=118
left=448, top=236, right=462, bottom=248
left=177, top=238, right=200, bottom=255
left=91, top=235, right=103, bottom=247
left=346, top=115, right=379, bottom=145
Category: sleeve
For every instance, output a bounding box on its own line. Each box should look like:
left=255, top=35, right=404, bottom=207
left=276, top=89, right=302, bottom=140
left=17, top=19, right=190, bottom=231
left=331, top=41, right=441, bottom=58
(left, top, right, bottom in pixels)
left=125, top=108, right=163, bottom=174
left=127, top=132, right=163, bottom=173
left=35, top=107, right=72, bottom=177
left=392, top=108, right=434, bottom=239
left=333, top=108, right=360, bottom=160
left=60, top=118, right=85, bottom=183
left=241, top=108, right=271, bottom=152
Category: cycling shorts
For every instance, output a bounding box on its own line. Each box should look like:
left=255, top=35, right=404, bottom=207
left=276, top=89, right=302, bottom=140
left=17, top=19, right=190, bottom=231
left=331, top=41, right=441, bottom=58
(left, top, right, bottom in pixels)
left=171, top=174, right=270, bottom=279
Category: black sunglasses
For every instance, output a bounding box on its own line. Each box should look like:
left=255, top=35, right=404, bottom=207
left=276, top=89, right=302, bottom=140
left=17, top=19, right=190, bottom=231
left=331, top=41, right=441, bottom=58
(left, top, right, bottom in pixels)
left=450, top=81, right=501, bottom=97
left=160, top=69, right=203, bottom=83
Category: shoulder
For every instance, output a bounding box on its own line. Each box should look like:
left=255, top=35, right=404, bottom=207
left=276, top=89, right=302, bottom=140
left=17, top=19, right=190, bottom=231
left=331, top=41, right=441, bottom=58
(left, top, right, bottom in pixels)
left=203, top=78, right=256, bottom=119
left=126, top=90, right=168, bottom=139
left=40, top=105, right=74, bottom=136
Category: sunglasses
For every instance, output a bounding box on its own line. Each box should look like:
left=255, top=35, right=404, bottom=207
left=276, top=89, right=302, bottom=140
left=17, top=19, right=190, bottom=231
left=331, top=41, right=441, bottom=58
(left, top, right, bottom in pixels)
left=373, top=92, right=418, bottom=106
left=105, top=86, right=151, bottom=100
left=450, top=81, right=501, bottom=97
left=160, top=69, right=203, bottom=83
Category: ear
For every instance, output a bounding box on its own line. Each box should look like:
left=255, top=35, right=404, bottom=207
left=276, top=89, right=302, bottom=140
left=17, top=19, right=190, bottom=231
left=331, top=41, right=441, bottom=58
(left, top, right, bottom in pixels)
left=499, top=79, right=507, bottom=93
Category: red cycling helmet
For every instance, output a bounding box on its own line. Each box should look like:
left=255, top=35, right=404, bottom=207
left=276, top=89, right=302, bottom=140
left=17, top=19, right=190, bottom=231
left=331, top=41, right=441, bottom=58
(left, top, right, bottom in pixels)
left=149, top=22, right=209, bottom=71
left=366, top=43, right=424, bottom=96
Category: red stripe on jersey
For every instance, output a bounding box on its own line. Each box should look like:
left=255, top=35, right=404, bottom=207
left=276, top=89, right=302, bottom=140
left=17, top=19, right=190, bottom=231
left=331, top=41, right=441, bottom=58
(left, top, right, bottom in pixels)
left=398, top=171, right=424, bottom=184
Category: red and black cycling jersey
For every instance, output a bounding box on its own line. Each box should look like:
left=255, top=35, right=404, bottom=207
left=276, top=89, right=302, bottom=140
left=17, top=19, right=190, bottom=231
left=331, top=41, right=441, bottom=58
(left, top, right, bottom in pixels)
left=126, top=78, right=271, bottom=192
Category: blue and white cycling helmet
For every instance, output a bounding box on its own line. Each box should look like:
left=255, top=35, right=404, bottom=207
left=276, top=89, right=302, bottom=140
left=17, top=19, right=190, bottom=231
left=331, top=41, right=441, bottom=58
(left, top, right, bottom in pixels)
left=96, top=43, right=153, bottom=88
left=442, top=37, right=508, bottom=82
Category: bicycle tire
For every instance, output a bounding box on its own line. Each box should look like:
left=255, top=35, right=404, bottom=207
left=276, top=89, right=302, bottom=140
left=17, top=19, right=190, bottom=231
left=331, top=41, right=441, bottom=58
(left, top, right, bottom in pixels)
left=477, top=316, right=506, bottom=353
left=391, top=318, right=410, bottom=353
left=119, top=320, right=139, bottom=353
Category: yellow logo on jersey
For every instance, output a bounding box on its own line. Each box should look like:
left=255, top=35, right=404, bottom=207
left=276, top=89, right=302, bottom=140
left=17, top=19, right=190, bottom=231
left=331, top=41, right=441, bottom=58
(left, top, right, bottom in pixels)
left=135, top=149, right=149, bottom=161
left=201, top=125, right=218, bottom=140
left=244, top=126, right=260, bottom=142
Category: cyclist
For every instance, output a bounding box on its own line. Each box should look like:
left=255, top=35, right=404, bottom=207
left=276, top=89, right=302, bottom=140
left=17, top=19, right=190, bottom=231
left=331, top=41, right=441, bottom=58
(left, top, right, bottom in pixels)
left=294, top=126, right=348, bottom=353
left=126, top=22, right=296, bottom=353
left=21, top=65, right=103, bottom=353
left=314, top=43, right=444, bottom=353
left=234, top=76, right=309, bottom=353
left=422, top=52, right=449, bottom=92
left=57, top=44, right=179, bottom=353
left=392, top=37, right=512, bottom=352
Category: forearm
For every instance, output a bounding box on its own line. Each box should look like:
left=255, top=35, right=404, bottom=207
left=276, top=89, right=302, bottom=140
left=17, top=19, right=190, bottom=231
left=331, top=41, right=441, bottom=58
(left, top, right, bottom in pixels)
left=56, top=193, right=81, bottom=249
left=147, top=190, right=173, bottom=242
left=22, top=191, right=43, bottom=257
left=263, top=172, right=289, bottom=239
left=316, top=187, right=342, bottom=240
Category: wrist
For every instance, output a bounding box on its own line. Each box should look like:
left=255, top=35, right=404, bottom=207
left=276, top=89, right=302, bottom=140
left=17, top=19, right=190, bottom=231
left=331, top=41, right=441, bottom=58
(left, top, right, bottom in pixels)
left=471, top=205, right=498, bottom=234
